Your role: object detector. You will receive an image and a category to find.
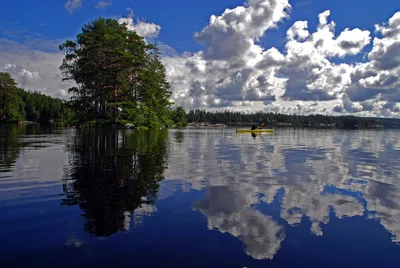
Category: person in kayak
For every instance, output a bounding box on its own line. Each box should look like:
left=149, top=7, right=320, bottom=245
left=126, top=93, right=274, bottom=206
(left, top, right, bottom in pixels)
left=251, top=123, right=258, bottom=130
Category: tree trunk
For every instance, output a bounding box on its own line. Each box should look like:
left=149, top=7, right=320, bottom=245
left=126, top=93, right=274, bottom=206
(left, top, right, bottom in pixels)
left=95, top=93, right=98, bottom=120
left=2, top=89, right=7, bottom=120
left=113, top=83, right=118, bottom=122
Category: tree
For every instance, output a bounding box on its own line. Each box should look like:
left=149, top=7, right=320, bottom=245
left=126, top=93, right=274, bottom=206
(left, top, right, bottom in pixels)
left=0, top=73, right=73, bottom=125
left=0, top=72, right=20, bottom=121
left=170, top=106, right=187, bottom=127
left=59, top=17, right=172, bottom=127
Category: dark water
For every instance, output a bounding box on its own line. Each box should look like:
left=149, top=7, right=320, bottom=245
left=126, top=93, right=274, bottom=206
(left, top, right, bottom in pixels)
left=0, top=125, right=400, bottom=267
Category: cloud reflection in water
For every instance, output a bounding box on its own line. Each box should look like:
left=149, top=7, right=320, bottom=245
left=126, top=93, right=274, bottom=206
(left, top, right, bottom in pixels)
left=165, top=128, right=400, bottom=259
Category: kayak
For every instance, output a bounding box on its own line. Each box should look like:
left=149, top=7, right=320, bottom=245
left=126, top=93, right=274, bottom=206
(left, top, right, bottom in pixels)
left=236, top=129, right=274, bottom=133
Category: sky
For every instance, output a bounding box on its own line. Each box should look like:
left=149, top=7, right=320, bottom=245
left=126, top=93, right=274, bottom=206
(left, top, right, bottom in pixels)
left=1, top=0, right=400, bottom=117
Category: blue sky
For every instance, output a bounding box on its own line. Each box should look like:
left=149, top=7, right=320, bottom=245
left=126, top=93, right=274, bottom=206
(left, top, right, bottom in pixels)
left=1, top=0, right=398, bottom=53
left=1, top=0, right=400, bottom=117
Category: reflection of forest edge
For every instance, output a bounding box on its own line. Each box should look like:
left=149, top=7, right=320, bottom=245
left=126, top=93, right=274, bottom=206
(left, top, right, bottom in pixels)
left=0, top=124, right=55, bottom=171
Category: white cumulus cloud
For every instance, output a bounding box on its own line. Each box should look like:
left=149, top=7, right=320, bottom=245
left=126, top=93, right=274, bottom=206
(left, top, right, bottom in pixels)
left=64, top=0, right=82, bottom=14
left=0, top=38, right=73, bottom=99
left=161, top=0, right=290, bottom=110
left=95, top=0, right=112, bottom=10
left=160, top=3, right=400, bottom=118
left=118, top=9, right=161, bottom=39
left=5, top=63, right=40, bottom=87
left=343, top=11, right=400, bottom=116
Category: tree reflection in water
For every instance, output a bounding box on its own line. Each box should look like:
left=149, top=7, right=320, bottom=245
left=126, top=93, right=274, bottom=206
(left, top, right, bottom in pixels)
left=0, top=125, right=21, bottom=172
left=0, top=124, right=52, bottom=171
left=61, top=129, right=169, bottom=237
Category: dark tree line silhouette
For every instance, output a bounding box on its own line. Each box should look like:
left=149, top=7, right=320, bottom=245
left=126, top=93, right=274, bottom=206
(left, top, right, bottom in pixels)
left=186, top=110, right=400, bottom=129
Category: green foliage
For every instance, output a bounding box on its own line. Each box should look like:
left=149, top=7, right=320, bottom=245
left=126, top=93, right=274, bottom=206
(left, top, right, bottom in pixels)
left=186, top=110, right=400, bottom=129
left=60, top=18, right=172, bottom=128
left=0, top=72, right=74, bottom=124
left=0, top=72, right=19, bottom=122
left=169, top=106, right=187, bottom=127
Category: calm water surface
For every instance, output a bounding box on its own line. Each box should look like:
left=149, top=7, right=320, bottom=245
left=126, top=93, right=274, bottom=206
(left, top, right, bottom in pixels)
left=0, top=125, right=400, bottom=267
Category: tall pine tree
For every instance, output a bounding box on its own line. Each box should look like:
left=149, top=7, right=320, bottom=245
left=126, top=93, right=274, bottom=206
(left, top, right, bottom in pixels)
left=59, top=17, right=172, bottom=127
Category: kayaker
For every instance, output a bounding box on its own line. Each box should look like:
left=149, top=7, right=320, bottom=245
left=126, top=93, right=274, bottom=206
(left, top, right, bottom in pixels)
left=251, top=123, right=258, bottom=130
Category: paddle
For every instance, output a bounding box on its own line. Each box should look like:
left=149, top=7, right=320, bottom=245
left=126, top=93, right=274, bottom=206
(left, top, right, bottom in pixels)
left=256, top=122, right=267, bottom=140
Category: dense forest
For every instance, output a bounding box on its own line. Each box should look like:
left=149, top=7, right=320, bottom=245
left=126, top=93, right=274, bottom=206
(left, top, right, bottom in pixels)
left=186, top=110, right=400, bottom=129
left=59, top=18, right=185, bottom=129
left=0, top=72, right=73, bottom=125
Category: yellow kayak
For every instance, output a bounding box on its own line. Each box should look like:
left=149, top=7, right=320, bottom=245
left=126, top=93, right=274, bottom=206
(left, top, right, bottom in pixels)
left=236, top=129, right=274, bottom=133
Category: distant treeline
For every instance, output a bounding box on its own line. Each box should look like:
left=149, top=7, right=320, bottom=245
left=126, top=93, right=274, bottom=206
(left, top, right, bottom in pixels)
left=0, top=72, right=73, bottom=125
left=15, top=88, right=74, bottom=125
left=186, top=110, right=400, bottom=129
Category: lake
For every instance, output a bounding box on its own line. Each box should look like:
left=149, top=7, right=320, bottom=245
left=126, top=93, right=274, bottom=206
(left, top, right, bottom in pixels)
left=0, top=125, right=399, bottom=267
